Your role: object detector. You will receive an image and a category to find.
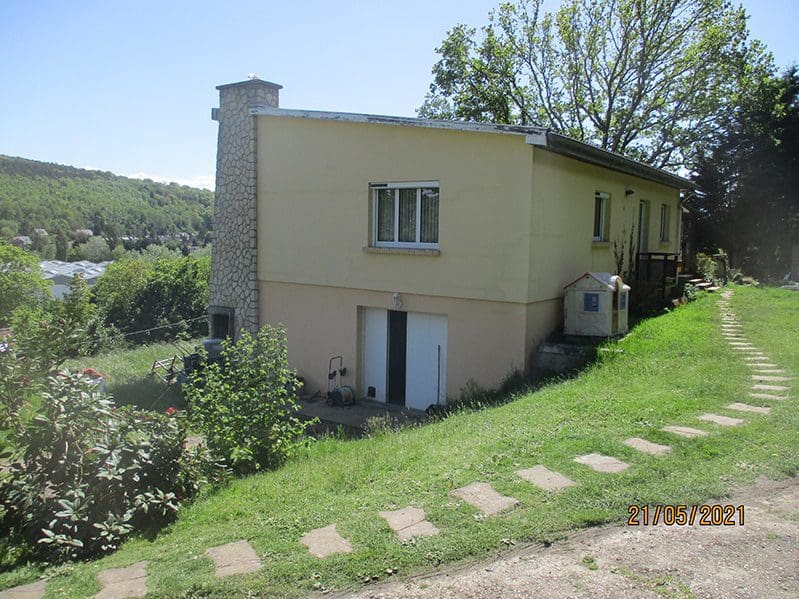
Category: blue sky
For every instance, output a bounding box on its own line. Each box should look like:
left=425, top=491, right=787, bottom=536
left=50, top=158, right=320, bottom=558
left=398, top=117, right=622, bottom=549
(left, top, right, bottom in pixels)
left=1, top=0, right=796, bottom=190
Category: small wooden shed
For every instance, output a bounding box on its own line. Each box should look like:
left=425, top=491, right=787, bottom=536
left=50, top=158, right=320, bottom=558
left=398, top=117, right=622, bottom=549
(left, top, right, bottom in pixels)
left=563, top=272, right=630, bottom=337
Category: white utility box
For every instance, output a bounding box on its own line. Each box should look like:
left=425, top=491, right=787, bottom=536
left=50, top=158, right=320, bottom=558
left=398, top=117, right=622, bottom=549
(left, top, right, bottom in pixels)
left=563, top=272, right=630, bottom=336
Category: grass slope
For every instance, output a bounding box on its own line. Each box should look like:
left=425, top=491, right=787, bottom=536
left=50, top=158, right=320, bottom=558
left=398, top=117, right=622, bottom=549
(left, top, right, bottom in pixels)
left=6, top=288, right=799, bottom=597
left=64, top=339, right=204, bottom=412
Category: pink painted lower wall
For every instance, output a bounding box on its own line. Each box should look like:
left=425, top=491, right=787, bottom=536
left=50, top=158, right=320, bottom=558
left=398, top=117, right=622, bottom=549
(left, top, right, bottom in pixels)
left=259, top=280, right=561, bottom=402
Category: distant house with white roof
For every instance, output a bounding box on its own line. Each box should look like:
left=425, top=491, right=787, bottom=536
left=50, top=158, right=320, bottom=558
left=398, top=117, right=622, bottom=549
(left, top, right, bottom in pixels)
left=40, top=260, right=111, bottom=299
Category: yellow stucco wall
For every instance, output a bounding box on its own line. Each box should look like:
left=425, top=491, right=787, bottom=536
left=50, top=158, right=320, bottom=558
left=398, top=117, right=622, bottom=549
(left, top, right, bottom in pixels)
left=528, top=148, right=681, bottom=301
left=254, top=115, right=682, bottom=398
left=256, top=116, right=535, bottom=304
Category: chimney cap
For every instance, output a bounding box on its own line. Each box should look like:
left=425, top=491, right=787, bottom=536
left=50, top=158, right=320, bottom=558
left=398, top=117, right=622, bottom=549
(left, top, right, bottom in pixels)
left=216, top=78, right=283, bottom=91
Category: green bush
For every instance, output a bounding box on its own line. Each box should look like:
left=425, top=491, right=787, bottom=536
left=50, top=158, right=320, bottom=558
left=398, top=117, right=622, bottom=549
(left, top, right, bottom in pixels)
left=0, top=242, right=50, bottom=327
left=694, top=252, right=719, bottom=284
left=11, top=275, right=123, bottom=360
left=0, top=336, right=221, bottom=563
left=185, top=326, right=312, bottom=474
left=92, top=255, right=210, bottom=342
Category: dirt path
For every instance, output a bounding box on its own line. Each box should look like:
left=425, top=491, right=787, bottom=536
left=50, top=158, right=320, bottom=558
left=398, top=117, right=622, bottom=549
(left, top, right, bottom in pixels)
left=341, top=477, right=799, bottom=599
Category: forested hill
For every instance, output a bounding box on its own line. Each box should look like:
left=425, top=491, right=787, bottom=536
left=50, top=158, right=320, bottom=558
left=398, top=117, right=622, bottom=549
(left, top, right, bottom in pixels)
left=0, top=155, right=214, bottom=242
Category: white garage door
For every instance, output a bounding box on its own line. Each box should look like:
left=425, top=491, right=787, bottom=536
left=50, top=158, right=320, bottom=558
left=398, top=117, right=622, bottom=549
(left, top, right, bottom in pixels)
left=405, top=312, right=447, bottom=411
left=361, top=308, right=447, bottom=411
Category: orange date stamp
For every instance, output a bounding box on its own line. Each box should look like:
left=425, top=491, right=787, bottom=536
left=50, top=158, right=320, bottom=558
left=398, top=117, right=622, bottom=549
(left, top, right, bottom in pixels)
left=627, top=504, right=744, bottom=526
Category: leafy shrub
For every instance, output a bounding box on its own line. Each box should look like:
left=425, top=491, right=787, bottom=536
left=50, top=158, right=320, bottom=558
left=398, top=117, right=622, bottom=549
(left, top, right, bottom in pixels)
left=11, top=275, right=123, bottom=359
left=682, top=282, right=699, bottom=302
left=185, top=326, right=312, bottom=474
left=694, top=252, right=719, bottom=284
left=0, top=336, right=220, bottom=562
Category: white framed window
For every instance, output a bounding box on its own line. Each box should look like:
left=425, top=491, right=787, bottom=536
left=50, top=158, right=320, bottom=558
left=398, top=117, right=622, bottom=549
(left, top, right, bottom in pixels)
left=593, top=191, right=610, bottom=241
left=659, top=203, right=670, bottom=242
left=371, top=181, right=439, bottom=249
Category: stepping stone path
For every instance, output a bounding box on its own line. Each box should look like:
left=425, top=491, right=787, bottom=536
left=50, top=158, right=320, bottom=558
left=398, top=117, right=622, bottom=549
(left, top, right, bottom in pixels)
left=574, top=453, right=629, bottom=473
left=752, top=384, right=790, bottom=393
left=516, top=465, right=576, bottom=492
left=94, top=561, right=149, bottom=599
left=449, top=482, right=518, bottom=516
left=727, top=403, right=771, bottom=415
left=0, top=581, right=47, bottom=599
left=750, top=392, right=788, bottom=401
left=205, top=540, right=262, bottom=577
left=752, top=369, right=785, bottom=374
left=751, top=374, right=792, bottom=382
left=300, top=524, right=353, bottom=558
left=624, top=437, right=671, bottom=455
left=662, top=425, right=708, bottom=438
left=379, top=507, right=439, bottom=541
left=698, top=413, right=744, bottom=427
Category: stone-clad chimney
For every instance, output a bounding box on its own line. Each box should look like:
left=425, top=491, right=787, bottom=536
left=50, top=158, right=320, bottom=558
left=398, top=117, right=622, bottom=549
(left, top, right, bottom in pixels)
left=209, top=78, right=281, bottom=338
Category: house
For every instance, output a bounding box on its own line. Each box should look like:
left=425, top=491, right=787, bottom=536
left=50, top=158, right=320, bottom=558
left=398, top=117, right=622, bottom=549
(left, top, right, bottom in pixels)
left=11, top=235, right=32, bottom=248
left=40, top=260, right=111, bottom=299
left=208, top=78, right=692, bottom=411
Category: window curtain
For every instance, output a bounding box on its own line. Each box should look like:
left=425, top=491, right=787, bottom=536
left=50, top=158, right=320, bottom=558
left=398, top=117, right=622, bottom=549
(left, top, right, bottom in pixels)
left=420, top=188, right=439, bottom=243
left=398, top=189, right=416, bottom=242
left=377, top=189, right=394, bottom=242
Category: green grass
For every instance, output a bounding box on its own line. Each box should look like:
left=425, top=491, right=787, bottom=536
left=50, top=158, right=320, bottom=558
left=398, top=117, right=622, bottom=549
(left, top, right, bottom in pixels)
left=63, top=338, right=204, bottom=412
left=4, top=287, right=798, bottom=597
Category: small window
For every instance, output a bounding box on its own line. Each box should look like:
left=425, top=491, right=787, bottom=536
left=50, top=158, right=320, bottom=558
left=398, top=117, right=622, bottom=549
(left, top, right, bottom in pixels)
left=659, top=204, right=670, bottom=242
left=583, top=292, right=600, bottom=312
left=371, top=182, right=439, bottom=248
left=620, top=291, right=627, bottom=310
left=593, top=192, right=610, bottom=241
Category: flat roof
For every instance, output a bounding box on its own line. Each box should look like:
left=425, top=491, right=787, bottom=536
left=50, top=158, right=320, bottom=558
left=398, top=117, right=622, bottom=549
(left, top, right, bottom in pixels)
left=250, top=105, right=694, bottom=190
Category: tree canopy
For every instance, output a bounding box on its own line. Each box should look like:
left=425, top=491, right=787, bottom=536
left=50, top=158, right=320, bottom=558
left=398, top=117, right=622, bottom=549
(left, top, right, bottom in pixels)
left=690, top=67, right=799, bottom=279
left=0, top=155, right=213, bottom=244
left=419, top=0, right=772, bottom=169
left=0, top=242, right=50, bottom=327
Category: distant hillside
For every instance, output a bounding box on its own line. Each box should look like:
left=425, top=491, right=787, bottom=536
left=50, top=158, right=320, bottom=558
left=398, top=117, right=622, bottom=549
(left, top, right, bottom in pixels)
left=0, top=155, right=214, bottom=242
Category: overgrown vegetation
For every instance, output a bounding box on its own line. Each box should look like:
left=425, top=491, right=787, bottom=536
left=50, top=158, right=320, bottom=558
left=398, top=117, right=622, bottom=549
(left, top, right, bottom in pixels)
left=185, top=326, right=312, bottom=474
left=7, top=287, right=793, bottom=597
left=0, top=242, right=50, bottom=327
left=92, top=254, right=210, bottom=343
left=0, top=324, right=218, bottom=564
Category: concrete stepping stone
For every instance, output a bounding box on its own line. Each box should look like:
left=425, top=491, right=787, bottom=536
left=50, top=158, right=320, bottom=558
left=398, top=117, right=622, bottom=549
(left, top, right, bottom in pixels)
left=752, top=384, right=790, bottom=393
left=379, top=507, right=440, bottom=541
left=623, top=437, right=671, bottom=455
left=205, top=540, right=262, bottom=577
left=574, top=453, right=629, bottom=473
left=94, top=561, right=148, bottom=599
left=515, top=465, right=576, bottom=492
left=752, top=368, right=785, bottom=374
left=661, top=425, right=709, bottom=438
left=750, top=392, right=788, bottom=401
left=698, top=413, right=745, bottom=427
left=299, top=524, right=353, bottom=558
left=727, top=403, right=771, bottom=415
left=748, top=363, right=779, bottom=369
left=449, top=482, right=519, bottom=516
left=0, top=581, right=47, bottom=599
left=743, top=356, right=770, bottom=361
left=751, top=374, right=792, bottom=382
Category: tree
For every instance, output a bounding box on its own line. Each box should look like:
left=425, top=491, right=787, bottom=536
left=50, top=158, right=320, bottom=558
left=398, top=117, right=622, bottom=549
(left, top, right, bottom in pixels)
left=690, top=67, right=799, bottom=279
left=0, top=242, right=50, bottom=326
left=419, top=0, right=772, bottom=169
